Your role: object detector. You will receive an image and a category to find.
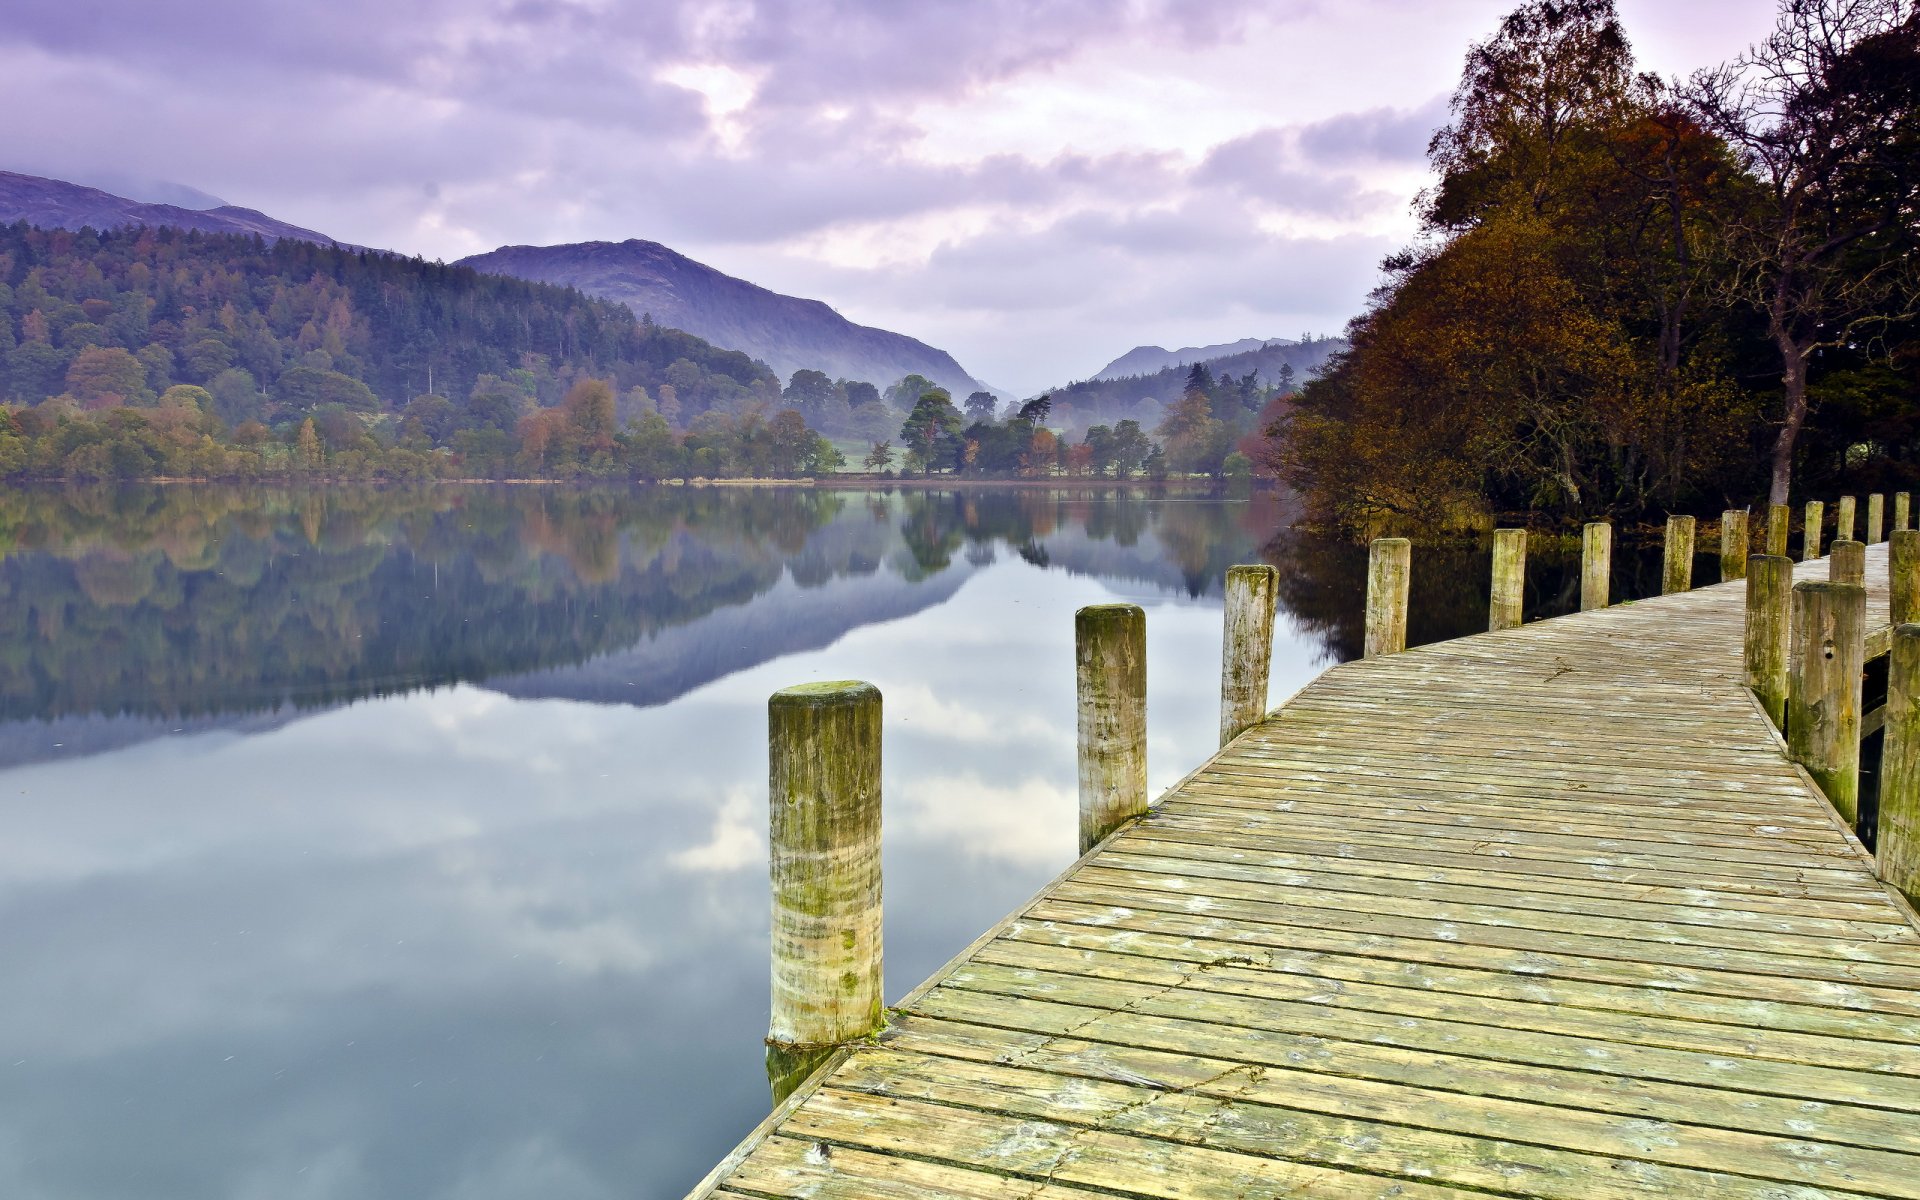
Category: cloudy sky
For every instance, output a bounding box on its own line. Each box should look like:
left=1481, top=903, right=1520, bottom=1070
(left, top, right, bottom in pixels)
left=2, top=0, right=1778, bottom=393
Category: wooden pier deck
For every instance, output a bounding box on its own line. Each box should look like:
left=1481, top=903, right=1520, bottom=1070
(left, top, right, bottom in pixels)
left=691, top=543, right=1920, bottom=1199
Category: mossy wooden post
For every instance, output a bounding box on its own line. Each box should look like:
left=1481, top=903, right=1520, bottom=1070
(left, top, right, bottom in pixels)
left=1720, top=510, right=1749, bottom=582
left=1880, top=623, right=1920, bottom=904
left=1867, top=493, right=1885, bottom=544
left=1766, top=503, right=1791, bottom=557
left=1896, top=491, right=1912, bottom=533
left=1580, top=521, right=1610, bottom=611
left=1218, top=564, right=1278, bottom=747
left=1489, top=528, right=1526, bottom=631
left=1789, top=581, right=1866, bottom=827
left=1744, top=556, right=1791, bottom=731
left=1364, top=538, right=1410, bottom=658
left=766, top=680, right=883, bottom=1105
left=1662, top=515, right=1695, bottom=594
left=1804, top=500, right=1825, bottom=562
left=1894, top=530, right=1920, bottom=626
left=1837, top=495, right=1856, bottom=543
left=1830, top=539, right=1865, bottom=586
left=1077, top=604, right=1146, bottom=854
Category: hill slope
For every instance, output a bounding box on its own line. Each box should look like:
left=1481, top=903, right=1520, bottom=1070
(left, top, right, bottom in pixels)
left=457, top=239, right=991, bottom=396
left=0, top=223, right=776, bottom=423
left=1043, top=336, right=1345, bottom=429
left=1092, top=337, right=1281, bottom=380
left=0, top=170, right=345, bottom=245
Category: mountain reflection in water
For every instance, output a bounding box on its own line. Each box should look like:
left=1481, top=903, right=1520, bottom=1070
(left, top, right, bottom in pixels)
left=0, top=484, right=1679, bottom=1199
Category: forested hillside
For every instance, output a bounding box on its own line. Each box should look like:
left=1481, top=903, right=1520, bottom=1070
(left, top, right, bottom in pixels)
left=0, top=222, right=778, bottom=420
left=458, top=239, right=993, bottom=399
left=0, top=223, right=868, bottom=479
left=1043, top=337, right=1342, bottom=434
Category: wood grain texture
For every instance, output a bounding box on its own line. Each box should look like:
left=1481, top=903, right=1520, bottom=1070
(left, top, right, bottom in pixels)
left=690, top=539, right=1920, bottom=1200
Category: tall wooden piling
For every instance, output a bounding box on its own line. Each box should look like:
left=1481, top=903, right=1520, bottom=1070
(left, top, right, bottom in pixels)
left=1744, top=556, right=1792, bottom=731
left=1789, top=581, right=1866, bottom=826
left=1364, top=538, right=1410, bottom=659
left=1881, top=624, right=1920, bottom=905
left=1837, top=496, right=1856, bottom=543
left=1489, top=528, right=1526, bottom=631
left=1766, top=503, right=1791, bottom=557
left=1662, top=515, right=1695, bottom=594
left=1897, top=492, right=1912, bottom=533
left=1868, top=494, right=1885, bottom=544
left=1077, top=603, right=1147, bottom=854
left=1804, top=500, right=1825, bottom=561
left=1830, top=539, right=1866, bottom=586
left=1580, top=522, right=1610, bottom=611
left=1218, top=564, right=1279, bottom=747
left=1895, top=530, right=1920, bottom=626
left=766, top=680, right=884, bottom=1103
left=1720, top=510, right=1749, bottom=582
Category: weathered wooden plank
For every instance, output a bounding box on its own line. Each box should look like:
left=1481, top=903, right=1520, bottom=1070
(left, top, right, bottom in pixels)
left=901, top=990, right=1920, bottom=1155
left=936, top=961, right=1920, bottom=1111
left=968, top=939, right=1920, bottom=1072
left=1067, top=861, right=1920, bottom=964
left=996, top=919, right=1920, bottom=1043
left=784, top=1088, right=1473, bottom=1199
left=1021, top=898, right=1920, bottom=1017
left=1044, top=878, right=1920, bottom=990
left=862, top=1031, right=1920, bottom=1198
left=1090, top=846, right=1911, bottom=938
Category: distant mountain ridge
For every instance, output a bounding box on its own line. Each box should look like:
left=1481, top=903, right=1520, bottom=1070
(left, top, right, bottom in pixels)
left=0, top=171, right=993, bottom=398
left=1092, top=337, right=1287, bottom=381
left=456, top=239, right=992, bottom=397
left=0, top=170, right=345, bottom=246
left=1042, top=336, right=1346, bottom=428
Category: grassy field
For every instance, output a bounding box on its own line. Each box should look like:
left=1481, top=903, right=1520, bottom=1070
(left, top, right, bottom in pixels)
left=828, top=437, right=901, bottom=472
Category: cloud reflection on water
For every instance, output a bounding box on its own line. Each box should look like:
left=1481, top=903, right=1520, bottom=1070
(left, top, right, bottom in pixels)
left=0, top=486, right=1326, bottom=1199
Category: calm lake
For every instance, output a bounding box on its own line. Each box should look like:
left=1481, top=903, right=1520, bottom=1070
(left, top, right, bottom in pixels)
left=0, top=484, right=1687, bottom=1199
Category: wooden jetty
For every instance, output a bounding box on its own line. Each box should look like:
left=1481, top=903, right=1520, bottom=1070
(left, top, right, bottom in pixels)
left=691, top=505, right=1920, bottom=1199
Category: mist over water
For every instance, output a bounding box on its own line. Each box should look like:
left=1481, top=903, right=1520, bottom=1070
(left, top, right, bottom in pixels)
left=0, top=484, right=1682, bottom=1198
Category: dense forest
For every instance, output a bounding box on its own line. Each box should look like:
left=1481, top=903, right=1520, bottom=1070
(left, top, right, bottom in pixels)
left=0, top=222, right=1260, bottom=483
left=0, top=223, right=866, bottom=479
left=1271, top=0, right=1920, bottom=531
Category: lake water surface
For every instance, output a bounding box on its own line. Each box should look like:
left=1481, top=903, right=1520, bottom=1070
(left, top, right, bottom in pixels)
left=0, top=485, right=1684, bottom=1199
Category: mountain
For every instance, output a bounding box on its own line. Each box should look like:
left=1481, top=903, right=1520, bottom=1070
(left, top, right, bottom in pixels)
left=1091, top=337, right=1282, bottom=380
left=0, top=222, right=777, bottom=424
left=456, top=239, right=993, bottom=397
left=1040, top=336, right=1346, bottom=430
left=0, top=170, right=344, bottom=245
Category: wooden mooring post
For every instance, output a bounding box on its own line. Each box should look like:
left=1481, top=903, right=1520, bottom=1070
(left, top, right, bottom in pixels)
left=1766, top=503, right=1791, bottom=557
left=1662, top=515, right=1695, bottom=594
left=1744, top=555, right=1791, bottom=731
left=1489, top=528, right=1526, bottom=631
left=1805, top=500, right=1825, bottom=561
left=1076, top=603, right=1146, bottom=854
left=1789, top=581, right=1866, bottom=827
left=1720, top=510, right=1749, bottom=581
left=1894, top=530, right=1920, bottom=625
left=1830, top=539, right=1866, bottom=586
left=1364, top=538, right=1410, bottom=658
left=1881, top=624, right=1920, bottom=905
left=1868, top=493, right=1885, bottom=544
left=1580, top=522, right=1610, bottom=611
left=1837, top=495, right=1857, bottom=543
left=766, top=680, right=884, bottom=1104
left=1897, top=491, right=1912, bottom=533
left=1218, top=564, right=1278, bottom=747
